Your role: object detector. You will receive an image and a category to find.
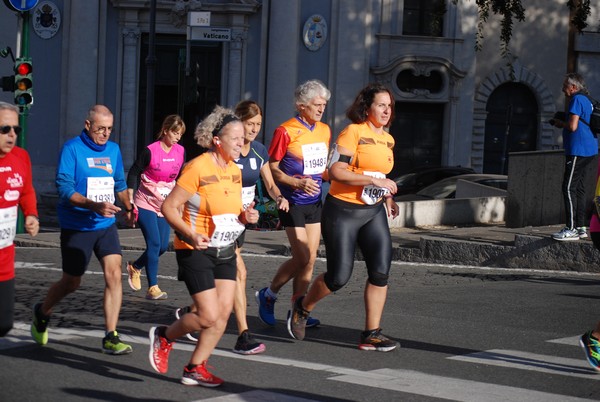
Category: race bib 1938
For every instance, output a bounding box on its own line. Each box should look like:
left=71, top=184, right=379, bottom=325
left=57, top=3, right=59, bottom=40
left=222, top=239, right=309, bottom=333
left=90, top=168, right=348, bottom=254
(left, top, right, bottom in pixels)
left=87, top=177, right=115, bottom=203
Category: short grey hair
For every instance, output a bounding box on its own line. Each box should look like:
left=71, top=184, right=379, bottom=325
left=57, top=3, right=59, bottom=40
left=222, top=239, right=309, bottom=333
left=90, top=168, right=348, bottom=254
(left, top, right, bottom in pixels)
left=0, top=101, right=19, bottom=114
left=294, top=79, right=331, bottom=111
left=565, top=73, right=587, bottom=93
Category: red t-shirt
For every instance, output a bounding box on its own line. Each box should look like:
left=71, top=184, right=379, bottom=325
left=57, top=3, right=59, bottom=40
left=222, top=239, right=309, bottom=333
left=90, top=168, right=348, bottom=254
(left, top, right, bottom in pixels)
left=0, top=146, right=38, bottom=281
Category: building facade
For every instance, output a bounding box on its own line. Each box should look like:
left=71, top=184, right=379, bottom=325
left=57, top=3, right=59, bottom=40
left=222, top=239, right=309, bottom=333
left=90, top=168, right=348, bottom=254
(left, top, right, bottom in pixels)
left=0, top=0, right=598, bottom=195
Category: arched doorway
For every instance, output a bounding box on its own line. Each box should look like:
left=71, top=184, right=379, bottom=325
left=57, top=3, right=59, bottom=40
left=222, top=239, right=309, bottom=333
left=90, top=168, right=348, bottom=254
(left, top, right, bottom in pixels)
left=484, top=83, right=538, bottom=174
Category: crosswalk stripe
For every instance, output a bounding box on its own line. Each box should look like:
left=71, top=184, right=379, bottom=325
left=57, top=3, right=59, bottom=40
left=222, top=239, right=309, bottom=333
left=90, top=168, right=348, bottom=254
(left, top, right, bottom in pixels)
left=547, top=336, right=581, bottom=346
left=4, top=323, right=596, bottom=401
left=447, top=349, right=596, bottom=379
left=198, top=390, right=318, bottom=402
left=331, top=368, right=595, bottom=402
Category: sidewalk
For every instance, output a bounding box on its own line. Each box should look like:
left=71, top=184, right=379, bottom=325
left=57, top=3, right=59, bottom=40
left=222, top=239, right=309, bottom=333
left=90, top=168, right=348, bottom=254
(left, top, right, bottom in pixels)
left=14, top=223, right=600, bottom=273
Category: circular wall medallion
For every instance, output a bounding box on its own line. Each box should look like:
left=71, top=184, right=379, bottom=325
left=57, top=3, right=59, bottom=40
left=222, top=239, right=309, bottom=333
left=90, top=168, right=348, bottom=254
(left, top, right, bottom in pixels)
left=302, top=14, right=327, bottom=51
left=33, top=1, right=61, bottom=40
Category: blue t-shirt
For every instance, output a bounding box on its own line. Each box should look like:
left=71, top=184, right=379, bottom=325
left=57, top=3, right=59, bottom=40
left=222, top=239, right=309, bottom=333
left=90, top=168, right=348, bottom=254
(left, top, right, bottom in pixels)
left=563, top=93, right=598, bottom=157
left=56, top=131, right=127, bottom=231
left=235, top=141, right=269, bottom=188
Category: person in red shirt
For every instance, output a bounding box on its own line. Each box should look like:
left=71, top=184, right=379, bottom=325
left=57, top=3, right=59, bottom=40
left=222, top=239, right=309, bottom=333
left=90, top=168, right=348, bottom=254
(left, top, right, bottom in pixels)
left=0, top=101, right=39, bottom=337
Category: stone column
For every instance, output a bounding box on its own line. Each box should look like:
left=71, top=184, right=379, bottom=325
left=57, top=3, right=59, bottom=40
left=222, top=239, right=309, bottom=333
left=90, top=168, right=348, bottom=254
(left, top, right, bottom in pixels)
left=225, top=30, right=246, bottom=107
left=63, top=0, right=100, bottom=142
left=119, top=27, right=140, bottom=169
left=263, top=1, right=300, bottom=142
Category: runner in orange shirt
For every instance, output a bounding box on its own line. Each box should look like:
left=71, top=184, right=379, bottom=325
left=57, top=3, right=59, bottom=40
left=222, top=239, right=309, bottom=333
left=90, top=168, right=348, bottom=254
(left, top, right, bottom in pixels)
left=148, top=106, right=258, bottom=387
left=287, top=83, right=401, bottom=352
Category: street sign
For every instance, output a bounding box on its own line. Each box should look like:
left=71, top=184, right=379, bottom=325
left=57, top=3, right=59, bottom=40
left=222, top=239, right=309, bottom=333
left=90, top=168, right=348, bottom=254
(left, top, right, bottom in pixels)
left=3, top=0, right=39, bottom=11
left=188, top=27, right=231, bottom=42
left=187, top=11, right=210, bottom=27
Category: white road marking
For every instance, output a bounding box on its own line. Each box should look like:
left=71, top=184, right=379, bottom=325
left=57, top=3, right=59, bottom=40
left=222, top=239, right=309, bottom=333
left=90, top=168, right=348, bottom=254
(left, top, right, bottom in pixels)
left=16, top=255, right=600, bottom=279
left=331, top=368, right=594, bottom=402
left=3, top=324, right=596, bottom=402
left=198, top=390, right=317, bottom=402
left=448, top=349, right=596, bottom=379
left=547, top=336, right=581, bottom=346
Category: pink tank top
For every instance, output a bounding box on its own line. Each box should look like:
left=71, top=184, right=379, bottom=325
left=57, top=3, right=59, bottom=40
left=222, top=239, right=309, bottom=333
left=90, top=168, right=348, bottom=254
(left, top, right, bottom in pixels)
left=134, top=141, right=185, bottom=215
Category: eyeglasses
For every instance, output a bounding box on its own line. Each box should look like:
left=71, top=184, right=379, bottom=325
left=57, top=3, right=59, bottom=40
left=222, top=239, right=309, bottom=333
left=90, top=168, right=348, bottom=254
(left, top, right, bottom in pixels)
left=91, top=125, right=113, bottom=134
left=0, top=125, right=22, bottom=135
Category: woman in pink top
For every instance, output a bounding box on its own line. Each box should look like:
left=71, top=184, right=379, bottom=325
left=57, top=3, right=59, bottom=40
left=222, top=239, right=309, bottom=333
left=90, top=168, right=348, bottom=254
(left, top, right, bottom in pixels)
left=126, top=115, right=186, bottom=300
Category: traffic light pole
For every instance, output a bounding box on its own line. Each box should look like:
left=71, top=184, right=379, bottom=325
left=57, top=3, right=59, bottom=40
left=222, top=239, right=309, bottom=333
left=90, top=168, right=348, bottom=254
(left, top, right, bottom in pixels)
left=16, top=10, right=31, bottom=233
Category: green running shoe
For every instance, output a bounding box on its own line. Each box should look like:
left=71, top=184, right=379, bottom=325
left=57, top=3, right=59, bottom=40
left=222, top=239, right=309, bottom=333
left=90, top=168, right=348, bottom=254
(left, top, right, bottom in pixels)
left=31, top=303, right=49, bottom=346
left=102, top=331, right=133, bottom=355
left=580, top=330, right=600, bottom=372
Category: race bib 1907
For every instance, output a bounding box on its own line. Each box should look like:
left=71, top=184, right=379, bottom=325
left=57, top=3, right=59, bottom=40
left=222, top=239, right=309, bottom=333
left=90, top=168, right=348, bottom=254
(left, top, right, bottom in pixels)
left=360, top=171, right=389, bottom=205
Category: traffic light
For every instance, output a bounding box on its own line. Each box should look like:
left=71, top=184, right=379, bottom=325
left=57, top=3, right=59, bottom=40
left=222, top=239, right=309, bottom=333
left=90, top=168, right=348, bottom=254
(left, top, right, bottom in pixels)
left=14, top=57, right=33, bottom=107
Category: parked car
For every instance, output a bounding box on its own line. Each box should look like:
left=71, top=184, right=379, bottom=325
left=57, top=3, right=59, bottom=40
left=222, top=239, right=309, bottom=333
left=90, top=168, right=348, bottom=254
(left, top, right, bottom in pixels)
left=394, top=173, right=508, bottom=201
left=392, top=166, right=475, bottom=196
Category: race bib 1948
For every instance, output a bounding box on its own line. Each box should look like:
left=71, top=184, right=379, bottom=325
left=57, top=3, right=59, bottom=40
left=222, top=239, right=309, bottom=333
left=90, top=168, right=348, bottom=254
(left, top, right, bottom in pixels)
left=301, top=143, right=328, bottom=175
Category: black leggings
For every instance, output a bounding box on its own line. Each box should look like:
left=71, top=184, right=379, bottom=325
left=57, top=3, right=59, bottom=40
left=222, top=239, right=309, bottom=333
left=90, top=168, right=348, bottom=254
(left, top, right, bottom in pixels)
left=0, top=279, right=15, bottom=337
left=321, top=195, right=392, bottom=292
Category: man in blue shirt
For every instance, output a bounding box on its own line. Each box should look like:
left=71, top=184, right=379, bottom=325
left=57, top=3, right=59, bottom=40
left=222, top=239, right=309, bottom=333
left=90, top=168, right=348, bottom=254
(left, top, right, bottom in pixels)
left=550, top=73, right=598, bottom=241
left=30, top=105, right=136, bottom=354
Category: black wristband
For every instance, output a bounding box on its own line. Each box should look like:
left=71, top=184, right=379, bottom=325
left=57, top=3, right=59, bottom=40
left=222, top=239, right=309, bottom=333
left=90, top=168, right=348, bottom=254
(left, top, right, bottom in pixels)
left=125, top=207, right=133, bottom=212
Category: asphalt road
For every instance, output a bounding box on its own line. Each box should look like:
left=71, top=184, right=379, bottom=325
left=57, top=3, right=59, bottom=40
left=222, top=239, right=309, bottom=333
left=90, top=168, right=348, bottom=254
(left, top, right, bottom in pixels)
left=2, top=246, right=600, bottom=401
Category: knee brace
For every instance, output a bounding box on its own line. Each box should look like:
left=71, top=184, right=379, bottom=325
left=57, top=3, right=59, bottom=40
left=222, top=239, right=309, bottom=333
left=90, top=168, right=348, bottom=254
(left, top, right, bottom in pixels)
left=368, top=271, right=389, bottom=287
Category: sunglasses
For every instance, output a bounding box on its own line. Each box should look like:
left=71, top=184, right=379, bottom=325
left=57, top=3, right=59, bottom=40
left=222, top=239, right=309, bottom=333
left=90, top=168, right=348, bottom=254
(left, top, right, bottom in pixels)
left=0, top=125, right=22, bottom=135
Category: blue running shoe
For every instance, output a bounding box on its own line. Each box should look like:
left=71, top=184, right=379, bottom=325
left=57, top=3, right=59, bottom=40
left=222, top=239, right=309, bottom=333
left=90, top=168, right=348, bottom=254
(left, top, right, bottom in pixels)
left=255, top=287, right=276, bottom=326
left=306, top=316, right=320, bottom=328
left=580, top=330, right=600, bottom=372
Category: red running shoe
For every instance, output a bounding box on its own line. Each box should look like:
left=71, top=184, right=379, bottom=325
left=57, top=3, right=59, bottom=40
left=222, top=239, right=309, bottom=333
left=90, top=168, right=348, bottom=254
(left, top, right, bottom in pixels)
left=181, top=361, right=224, bottom=387
left=149, top=326, right=173, bottom=373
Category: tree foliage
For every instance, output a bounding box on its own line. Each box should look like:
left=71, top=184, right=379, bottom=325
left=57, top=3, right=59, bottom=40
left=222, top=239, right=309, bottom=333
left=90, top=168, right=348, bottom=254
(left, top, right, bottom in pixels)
left=453, top=0, right=593, bottom=59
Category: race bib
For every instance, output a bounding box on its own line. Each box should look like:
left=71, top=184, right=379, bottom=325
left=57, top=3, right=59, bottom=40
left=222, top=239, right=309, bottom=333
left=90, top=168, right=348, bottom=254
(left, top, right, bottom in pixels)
left=209, top=213, right=246, bottom=248
left=360, top=171, right=389, bottom=205
left=0, top=206, right=17, bottom=249
left=157, top=185, right=172, bottom=200
left=242, top=185, right=256, bottom=210
left=86, top=177, right=115, bottom=203
left=301, top=142, right=328, bottom=175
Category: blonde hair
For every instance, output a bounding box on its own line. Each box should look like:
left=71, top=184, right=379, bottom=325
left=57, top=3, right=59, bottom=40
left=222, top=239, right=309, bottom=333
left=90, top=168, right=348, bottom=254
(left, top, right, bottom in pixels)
left=157, top=114, right=186, bottom=140
left=194, top=105, right=240, bottom=149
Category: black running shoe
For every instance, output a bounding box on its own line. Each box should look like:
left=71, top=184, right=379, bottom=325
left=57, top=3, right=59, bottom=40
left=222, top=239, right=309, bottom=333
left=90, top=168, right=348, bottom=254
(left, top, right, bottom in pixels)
left=232, top=330, right=266, bottom=355
left=358, top=328, right=399, bottom=352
